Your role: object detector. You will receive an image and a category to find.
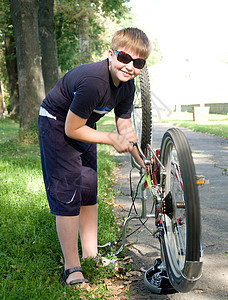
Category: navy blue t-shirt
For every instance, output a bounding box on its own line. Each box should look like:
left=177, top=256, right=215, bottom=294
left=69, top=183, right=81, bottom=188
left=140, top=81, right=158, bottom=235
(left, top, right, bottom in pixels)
left=41, top=59, right=135, bottom=127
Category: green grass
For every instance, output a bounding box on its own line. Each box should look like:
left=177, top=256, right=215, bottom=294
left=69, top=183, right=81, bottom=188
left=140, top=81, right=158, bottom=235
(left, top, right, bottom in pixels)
left=0, top=116, right=124, bottom=299
left=160, top=112, right=228, bottom=138
left=0, top=119, right=19, bottom=143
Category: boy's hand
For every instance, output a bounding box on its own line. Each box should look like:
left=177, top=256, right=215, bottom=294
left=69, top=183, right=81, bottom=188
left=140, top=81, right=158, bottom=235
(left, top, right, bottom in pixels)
left=110, top=133, right=133, bottom=153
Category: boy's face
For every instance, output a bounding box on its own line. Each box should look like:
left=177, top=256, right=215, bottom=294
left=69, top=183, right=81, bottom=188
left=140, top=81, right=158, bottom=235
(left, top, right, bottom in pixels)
left=108, top=48, right=142, bottom=87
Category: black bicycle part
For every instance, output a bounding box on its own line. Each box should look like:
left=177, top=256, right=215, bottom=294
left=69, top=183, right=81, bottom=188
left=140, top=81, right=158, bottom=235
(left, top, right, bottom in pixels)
left=132, top=64, right=152, bottom=152
left=160, top=128, right=201, bottom=292
left=144, top=258, right=176, bottom=294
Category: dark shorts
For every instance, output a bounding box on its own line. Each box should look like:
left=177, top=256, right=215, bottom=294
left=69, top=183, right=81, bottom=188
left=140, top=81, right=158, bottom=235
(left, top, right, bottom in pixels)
left=38, top=115, right=97, bottom=216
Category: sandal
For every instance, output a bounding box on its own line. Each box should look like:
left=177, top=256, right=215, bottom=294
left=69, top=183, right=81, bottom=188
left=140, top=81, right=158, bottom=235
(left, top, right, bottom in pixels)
left=61, top=267, right=89, bottom=286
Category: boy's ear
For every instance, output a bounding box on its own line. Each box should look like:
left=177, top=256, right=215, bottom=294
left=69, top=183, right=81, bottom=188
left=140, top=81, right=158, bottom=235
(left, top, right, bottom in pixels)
left=108, top=49, right=114, bottom=61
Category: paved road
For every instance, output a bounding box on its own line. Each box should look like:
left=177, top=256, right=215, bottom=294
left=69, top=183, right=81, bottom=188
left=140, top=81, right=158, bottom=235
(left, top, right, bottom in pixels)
left=113, top=122, right=228, bottom=300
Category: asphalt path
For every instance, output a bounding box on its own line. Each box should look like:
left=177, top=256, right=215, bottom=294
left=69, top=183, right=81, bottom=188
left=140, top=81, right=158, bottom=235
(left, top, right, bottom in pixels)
left=113, top=121, right=228, bottom=300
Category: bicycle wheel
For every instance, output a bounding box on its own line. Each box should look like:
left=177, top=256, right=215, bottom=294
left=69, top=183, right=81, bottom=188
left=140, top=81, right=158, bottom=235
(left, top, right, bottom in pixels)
left=160, top=128, right=202, bottom=292
left=132, top=64, right=152, bottom=152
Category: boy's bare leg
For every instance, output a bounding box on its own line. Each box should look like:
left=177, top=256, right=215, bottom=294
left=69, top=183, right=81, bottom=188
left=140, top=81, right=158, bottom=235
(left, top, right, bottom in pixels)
left=79, top=204, right=98, bottom=258
left=56, top=215, right=84, bottom=284
left=79, top=204, right=118, bottom=269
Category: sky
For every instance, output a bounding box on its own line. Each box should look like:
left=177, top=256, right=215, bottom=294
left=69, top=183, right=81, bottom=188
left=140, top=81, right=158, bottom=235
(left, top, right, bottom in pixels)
left=130, top=0, right=228, bottom=62
left=129, top=0, right=228, bottom=107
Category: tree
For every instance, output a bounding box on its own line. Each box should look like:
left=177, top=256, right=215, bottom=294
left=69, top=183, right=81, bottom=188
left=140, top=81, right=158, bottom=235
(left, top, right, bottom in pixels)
left=39, top=0, right=59, bottom=94
left=77, top=3, right=91, bottom=64
left=55, top=0, right=131, bottom=71
left=0, top=0, right=19, bottom=118
left=10, top=0, right=45, bottom=129
left=5, top=31, right=19, bottom=117
left=0, top=81, right=8, bottom=118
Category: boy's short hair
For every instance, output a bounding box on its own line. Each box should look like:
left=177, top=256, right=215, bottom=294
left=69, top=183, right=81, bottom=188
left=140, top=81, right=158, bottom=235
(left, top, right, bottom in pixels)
left=110, top=27, right=152, bottom=59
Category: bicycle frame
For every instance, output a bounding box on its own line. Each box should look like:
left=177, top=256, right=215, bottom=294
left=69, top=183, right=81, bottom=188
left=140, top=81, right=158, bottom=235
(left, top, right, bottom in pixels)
left=115, top=142, right=165, bottom=254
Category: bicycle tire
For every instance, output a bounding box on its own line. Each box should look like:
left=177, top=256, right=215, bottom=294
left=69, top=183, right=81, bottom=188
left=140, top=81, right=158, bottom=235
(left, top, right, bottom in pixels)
left=160, top=128, right=201, bottom=292
left=132, top=64, right=152, bottom=152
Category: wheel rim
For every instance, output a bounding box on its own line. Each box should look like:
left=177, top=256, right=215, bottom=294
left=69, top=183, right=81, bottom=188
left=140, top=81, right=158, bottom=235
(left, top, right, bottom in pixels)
left=163, top=139, right=187, bottom=278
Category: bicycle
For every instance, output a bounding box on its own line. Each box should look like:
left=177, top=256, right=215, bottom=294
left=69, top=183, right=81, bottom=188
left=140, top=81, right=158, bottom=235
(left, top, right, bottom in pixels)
left=99, top=65, right=204, bottom=293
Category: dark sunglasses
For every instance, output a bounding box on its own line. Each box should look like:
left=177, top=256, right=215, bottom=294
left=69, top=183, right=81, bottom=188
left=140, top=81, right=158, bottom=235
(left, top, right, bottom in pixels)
left=113, top=50, right=146, bottom=69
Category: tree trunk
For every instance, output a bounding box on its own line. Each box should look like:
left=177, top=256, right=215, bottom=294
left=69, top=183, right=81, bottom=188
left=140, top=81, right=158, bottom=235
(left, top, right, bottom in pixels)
left=0, top=81, right=8, bottom=119
left=39, top=0, right=59, bottom=94
left=10, top=0, right=45, bottom=130
left=78, top=14, right=91, bottom=64
left=5, top=32, right=19, bottom=118
left=0, top=81, right=4, bottom=119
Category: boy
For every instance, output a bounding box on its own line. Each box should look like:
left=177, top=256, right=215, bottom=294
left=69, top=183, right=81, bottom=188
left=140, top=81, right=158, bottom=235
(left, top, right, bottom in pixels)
left=38, top=27, right=152, bottom=286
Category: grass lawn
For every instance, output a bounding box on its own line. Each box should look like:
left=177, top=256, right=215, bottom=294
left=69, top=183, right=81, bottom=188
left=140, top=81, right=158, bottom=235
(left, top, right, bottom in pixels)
left=159, top=112, right=228, bottom=138
left=0, top=119, right=19, bottom=143
left=0, top=117, right=127, bottom=299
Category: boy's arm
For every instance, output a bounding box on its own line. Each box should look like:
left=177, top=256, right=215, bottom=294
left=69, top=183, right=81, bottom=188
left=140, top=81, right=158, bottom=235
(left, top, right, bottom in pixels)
left=115, top=116, right=145, bottom=168
left=65, top=110, right=132, bottom=153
